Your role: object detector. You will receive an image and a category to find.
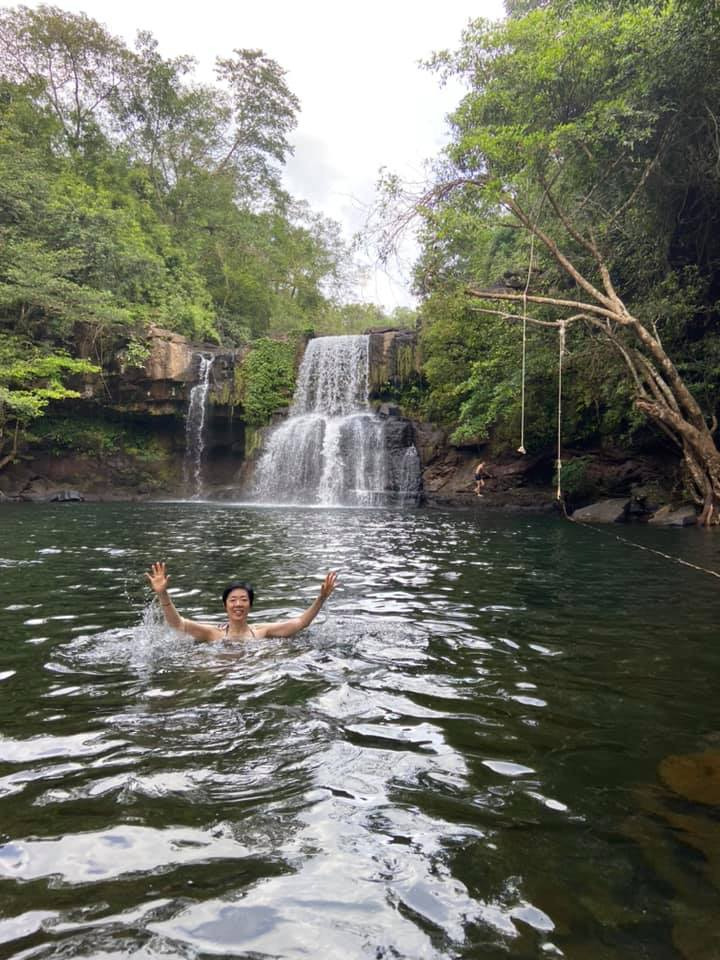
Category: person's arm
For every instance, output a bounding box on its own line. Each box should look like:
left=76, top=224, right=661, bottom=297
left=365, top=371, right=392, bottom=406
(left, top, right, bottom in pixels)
left=256, top=572, right=338, bottom=638
left=145, top=561, right=217, bottom=642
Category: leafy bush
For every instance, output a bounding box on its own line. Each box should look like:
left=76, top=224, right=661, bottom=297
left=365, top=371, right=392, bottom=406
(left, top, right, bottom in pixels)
left=237, top=338, right=297, bottom=426
left=555, top=456, right=597, bottom=502
left=123, top=337, right=151, bottom=369
left=30, top=417, right=167, bottom=463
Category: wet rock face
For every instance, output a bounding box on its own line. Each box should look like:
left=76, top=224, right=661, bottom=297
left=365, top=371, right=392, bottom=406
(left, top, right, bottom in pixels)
left=367, top=328, right=419, bottom=393
left=103, top=327, right=238, bottom=415
left=142, top=326, right=197, bottom=382
left=382, top=417, right=415, bottom=450
left=380, top=418, right=422, bottom=504
left=413, top=422, right=448, bottom=470
left=411, top=426, right=556, bottom=510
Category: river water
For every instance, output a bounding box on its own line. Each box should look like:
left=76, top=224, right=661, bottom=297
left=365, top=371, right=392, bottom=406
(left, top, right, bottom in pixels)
left=1, top=502, right=719, bottom=959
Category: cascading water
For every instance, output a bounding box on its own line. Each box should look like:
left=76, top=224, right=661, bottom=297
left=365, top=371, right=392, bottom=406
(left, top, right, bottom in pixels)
left=183, top=354, right=214, bottom=499
left=397, top=446, right=422, bottom=504
left=253, top=335, right=421, bottom=506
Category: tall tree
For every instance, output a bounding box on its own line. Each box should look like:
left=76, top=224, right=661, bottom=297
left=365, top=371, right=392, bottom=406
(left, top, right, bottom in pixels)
left=392, top=0, right=720, bottom=522
left=214, top=48, right=300, bottom=201
left=0, top=4, right=131, bottom=151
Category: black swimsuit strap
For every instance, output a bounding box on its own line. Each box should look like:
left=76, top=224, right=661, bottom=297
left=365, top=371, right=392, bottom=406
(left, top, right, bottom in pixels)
left=221, top=623, right=256, bottom=638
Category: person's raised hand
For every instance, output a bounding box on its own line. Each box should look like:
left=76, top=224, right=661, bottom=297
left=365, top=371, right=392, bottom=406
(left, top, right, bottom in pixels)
left=319, top=571, right=338, bottom=602
left=145, top=561, right=170, bottom=594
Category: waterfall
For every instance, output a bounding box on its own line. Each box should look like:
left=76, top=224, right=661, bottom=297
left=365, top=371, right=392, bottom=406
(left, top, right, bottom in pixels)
left=253, top=335, right=421, bottom=506
left=184, top=354, right=214, bottom=498
left=397, top=446, right=422, bottom=504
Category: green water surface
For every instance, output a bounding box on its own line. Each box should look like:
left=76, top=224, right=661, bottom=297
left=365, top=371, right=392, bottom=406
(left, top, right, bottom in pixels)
left=0, top=502, right=719, bottom=959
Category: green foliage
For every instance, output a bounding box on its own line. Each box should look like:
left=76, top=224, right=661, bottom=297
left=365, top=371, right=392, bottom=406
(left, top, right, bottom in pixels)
left=555, top=455, right=597, bottom=501
left=419, top=290, right=559, bottom=447
left=122, top=337, right=151, bottom=369
left=30, top=415, right=167, bottom=463
left=373, top=379, right=427, bottom=419
left=413, top=0, right=720, bottom=457
left=31, top=417, right=122, bottom=456
left=0, top=336, right=98, bottom=466
left=237, top=338, right=297, bottom=426
left=0, top=79, right=217, bottom=346
left=0, top=6, right=355, bottom=369
left=314, top=302, right=417, bottom=336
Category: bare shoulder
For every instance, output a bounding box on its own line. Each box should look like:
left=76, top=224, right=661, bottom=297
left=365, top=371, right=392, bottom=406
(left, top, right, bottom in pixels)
left=184, top=620, right=225, bottom=642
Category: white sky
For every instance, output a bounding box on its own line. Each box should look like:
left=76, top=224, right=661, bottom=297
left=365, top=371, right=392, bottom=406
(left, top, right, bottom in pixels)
left=23, top=0, right=506, bottom=309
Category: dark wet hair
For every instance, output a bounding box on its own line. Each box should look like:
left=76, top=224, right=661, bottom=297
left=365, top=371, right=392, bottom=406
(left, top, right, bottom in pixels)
left=222, top=582, right=255, bottom=607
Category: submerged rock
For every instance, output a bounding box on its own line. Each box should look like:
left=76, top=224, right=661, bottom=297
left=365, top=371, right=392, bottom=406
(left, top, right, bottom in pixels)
left=659, top=750, right=720, bottom=806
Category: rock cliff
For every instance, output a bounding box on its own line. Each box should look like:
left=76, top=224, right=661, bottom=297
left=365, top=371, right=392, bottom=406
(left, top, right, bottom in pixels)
left=3, top=325, right=660, bottom=512
left=367, top=328, right=420, bottom=393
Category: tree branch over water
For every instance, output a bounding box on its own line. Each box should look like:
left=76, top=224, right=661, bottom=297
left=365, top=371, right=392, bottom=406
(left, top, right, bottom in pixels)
left=374, top=1, right=720, bottom=523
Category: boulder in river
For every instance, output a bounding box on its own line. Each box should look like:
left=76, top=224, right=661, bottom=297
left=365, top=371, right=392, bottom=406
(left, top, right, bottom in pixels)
left=46, top=489, right=85, bottom=502
left=571, top=498, right=630, bottom=523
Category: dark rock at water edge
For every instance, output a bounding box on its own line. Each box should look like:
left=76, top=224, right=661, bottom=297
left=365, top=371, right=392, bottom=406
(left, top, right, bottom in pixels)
left=414, top=424, right=555, bottom=511
left=46, top=489, right=85, bottom=502
left=376, top=402, right=401, bottom=418
left=571, top=498, right=631, bottom=523
left=648, top=505, right=697, bottom=526
left=571, top=498, right=698, bottom=525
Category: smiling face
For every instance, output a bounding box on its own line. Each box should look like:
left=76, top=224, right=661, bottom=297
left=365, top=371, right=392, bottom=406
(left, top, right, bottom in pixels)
left=224, top=587, right=252, bottom=621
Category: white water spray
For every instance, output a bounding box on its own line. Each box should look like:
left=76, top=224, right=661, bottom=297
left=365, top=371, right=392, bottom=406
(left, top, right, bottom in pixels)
left=184, top=354, right=215, bottom=498
left=253, top=335, right=420, bottom=506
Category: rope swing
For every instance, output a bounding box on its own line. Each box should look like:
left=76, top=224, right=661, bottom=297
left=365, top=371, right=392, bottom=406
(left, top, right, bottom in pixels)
left=556, top=319, right=566, bottom=501
left=517, top=235, right=536, bottom=456
left=518, top=296, right=527, bottom=456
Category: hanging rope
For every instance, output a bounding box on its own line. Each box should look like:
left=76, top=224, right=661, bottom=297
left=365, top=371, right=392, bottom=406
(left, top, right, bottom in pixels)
left=518, top=234, right=536, bottom=456
left=568, top=517, right=720, bottom=580
left=518, top=301, right=527, bottom=455
left=556, top=319, right=566, bottom=501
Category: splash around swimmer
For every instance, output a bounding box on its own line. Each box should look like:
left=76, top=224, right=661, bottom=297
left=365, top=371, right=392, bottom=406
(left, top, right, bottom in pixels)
left=145, top=562, right=337, bottom=641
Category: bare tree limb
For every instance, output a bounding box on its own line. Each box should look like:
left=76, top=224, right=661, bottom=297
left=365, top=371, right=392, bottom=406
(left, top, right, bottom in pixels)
left=502, top=195, right=615, bottom=310
left=465, top=287, right=618, bottom=320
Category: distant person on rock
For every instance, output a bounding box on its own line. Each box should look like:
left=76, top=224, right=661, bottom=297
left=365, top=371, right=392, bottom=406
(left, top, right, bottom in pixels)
left=474, top=460, right=491, bottom=497
left=145, top=561, right=337, bottom=641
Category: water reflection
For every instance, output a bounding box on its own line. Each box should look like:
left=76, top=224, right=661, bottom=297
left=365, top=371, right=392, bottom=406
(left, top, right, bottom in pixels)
left=0, top=502, right=718, bottom=958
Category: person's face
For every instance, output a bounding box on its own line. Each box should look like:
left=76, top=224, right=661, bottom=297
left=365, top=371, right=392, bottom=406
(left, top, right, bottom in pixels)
left=225, top=588, right=251, bottom=619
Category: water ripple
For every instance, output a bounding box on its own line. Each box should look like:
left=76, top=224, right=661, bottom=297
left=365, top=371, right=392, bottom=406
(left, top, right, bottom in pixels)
left=0, top=503, right=718, bottom=958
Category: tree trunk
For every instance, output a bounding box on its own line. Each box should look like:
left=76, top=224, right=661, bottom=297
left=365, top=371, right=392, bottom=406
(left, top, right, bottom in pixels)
left=633, top=400, right=720, bottom=525
left=412, top=178, right=720, bottom=524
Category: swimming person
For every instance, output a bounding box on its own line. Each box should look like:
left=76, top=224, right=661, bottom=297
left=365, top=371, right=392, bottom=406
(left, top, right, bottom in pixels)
left=145, top=562, right=338, bottom=642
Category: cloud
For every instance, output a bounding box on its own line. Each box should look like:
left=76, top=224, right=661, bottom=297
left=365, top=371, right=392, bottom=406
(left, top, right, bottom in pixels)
left=283, top=134, right=341, bottom=209
left=21, top=0, right=506, bottom=307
